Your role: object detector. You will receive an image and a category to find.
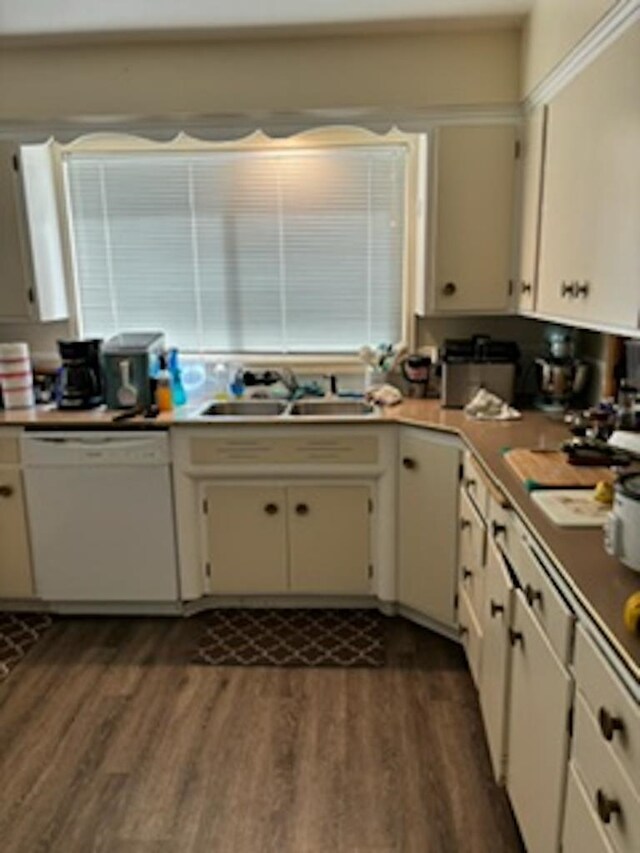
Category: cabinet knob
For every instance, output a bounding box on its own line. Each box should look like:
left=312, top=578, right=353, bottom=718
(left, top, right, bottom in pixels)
left=560, top=281, right=576, bottom=298
left=596, top=789, right=621, bottom=825
left=442, top=281, right=457, bottom=297
left=521, top=281, right=532, bottom=295
left=0, top=484, right=13, bottom=498
left=402, top=457, right=417, bottom=471
left=462, top=567, right=473, bottom=581
left=508, top=628, right=524, bottom=648
left=490, top=599, right=505, bottom=618
left=264, top=503, right=279, bottom=516
left=492, top=521, right=506, bottom=538
left=295, top=503, right=309, bottom=516
left=460, top=518, right=471, bottom=531
left=575, top=281, right=590, bottom=298
left=524, top=584, right=543, bottom=608
left=598, top=707, right=624, bottom=742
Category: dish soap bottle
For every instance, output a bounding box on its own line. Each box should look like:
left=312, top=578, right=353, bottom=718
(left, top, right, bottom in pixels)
left=212, top=362, right=230, bottom=401
left=168, top=348, right=187, bottom=406
left=155, top=354, right=174, bottom=412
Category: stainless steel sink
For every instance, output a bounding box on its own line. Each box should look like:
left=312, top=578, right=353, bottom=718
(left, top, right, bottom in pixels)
left=199, top=400, right=288, bottom=417
left=288, top=400, right=376, bottom=417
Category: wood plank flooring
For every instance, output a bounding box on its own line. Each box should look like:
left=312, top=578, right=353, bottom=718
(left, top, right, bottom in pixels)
left=0, top=616, right=524, bottom=853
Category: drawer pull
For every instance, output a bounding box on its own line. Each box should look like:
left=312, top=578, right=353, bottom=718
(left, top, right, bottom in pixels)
left=524, top=584, right=543, bottom=608
left=264, top=503, right=279, bottom=516
left=492, top=521, right=506, bottom=538
left=596, top=789, right=621, bottom=824
left=462, top=567, right=473, bottom=581
left=561, top=281, right=576, bottom=298
left=402, top=457, right=417, bottom=470
left=598, top=707, right=624, bottom=742
left=465, top=478, right=477, bottom=490
left=575, top=281, right=590, bottom=298
left=521, top=281, right=532, bottom=295
left=509, top=629, right=524, bottom=648
left=0, top=484, right=14, bottom=498
left=460, top=518, right=471, bottom=531
left=490, top=599, right=504, bottom=618
left=295, top=503, right=309, bottom=516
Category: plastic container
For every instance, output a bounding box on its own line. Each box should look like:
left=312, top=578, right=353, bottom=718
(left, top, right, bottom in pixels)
left=168, top=348, right=187, bottom=406
left=0, top=342, right=35, bottom=409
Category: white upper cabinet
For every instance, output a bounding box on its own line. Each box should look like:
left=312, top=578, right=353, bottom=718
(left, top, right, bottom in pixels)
left=0, top=143, right=34, bottom=321
left=426, top=124, right=517, bottom=315
left=537, top=22, right=640, bottom=332
left=516, top=106, right=547, bottom=314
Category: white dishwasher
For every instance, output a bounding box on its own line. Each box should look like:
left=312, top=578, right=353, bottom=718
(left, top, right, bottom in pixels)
left=22, top=431, right=178, bottom=603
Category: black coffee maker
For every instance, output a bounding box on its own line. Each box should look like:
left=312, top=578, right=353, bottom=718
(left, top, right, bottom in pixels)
left=57, top=339, right=103, bottom=409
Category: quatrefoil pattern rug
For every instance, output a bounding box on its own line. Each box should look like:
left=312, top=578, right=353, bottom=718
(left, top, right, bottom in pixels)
left=0, top=612, right=54, bottom=683
left=194, top=608, right=385, bottom=668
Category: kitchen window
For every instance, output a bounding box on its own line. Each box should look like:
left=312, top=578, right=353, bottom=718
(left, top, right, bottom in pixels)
left=56, top=129, right=423, bottom=355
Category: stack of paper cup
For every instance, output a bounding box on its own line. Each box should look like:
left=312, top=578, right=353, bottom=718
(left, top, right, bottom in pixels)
left=0, top=342, right=35, bottom=409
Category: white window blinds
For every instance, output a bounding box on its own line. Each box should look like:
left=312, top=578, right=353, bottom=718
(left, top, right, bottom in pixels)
left=64, top=143, right=406, bottom=353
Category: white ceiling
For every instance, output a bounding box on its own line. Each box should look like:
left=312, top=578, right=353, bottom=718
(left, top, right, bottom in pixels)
left=0, top=0, right=532, bottom=39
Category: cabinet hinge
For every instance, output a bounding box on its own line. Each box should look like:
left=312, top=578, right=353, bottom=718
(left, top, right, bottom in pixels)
left=453, top=592, right=459, bottom=611
left=508, top=279, right=514, bottom=297
left=567, top=704, right=574, bottom=738
left=11, top=153, right=19, bottom=172
left=368, top=498, right=374, bottom=514
left=458, top=462, right=464, bottom=482
left=514, top=139, right=521, bottom=159
left=368, top=564, right=373, bottom=579
left=205, top=562, right=211, bottom=578
left=27, top=287, right=35, bottom=305
left=202, top=498, right=208, bottom=514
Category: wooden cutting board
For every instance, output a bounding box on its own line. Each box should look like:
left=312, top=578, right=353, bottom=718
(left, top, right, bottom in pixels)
left=503, top=448, right=616, bottom=491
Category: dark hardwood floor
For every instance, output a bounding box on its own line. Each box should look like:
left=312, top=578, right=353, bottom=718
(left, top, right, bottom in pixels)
left=0, top=615, right=523, bottom=852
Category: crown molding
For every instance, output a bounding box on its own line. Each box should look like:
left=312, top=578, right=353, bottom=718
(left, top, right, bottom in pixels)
left=524, top=0, right=640, bottom=110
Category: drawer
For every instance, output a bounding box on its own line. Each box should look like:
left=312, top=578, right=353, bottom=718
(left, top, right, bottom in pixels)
left=462, top=450, right=490, bottom=519
left=490, top=506, right=574, bottom=665
left=573, top=692, right=640, bottom=853
left=190, top=434, right=379, bottom=465
left=563, top=763, right=615, bottom=853
left=0, top=435, right=20, bottom=464
left=574, top=625, right=639, bottom=793
left=458, top=584, right=483, bottom=688
left=458, top=488, right=486, bottom=620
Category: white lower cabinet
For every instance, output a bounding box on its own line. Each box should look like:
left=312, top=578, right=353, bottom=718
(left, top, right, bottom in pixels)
left=457, top=585, right=483, bottom=686
left=478, top=537, right=514, bottom=783
left=563, top=764, right=615, bottom=853
left=397, top=427, right=460, bottom=628
left=0, top=466, right=34, bottom=599
left=202, top=482, right=371, bottom=596
left=506, top=592, right=573, bottom=853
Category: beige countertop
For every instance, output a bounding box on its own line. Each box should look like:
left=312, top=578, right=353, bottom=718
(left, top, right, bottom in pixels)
left=2, top=398, right=639, bottom=677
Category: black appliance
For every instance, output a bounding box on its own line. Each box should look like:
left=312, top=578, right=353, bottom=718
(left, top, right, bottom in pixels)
left=439, top=335, right=520, bottom=408
left=57, top=339, right=103, bottom=410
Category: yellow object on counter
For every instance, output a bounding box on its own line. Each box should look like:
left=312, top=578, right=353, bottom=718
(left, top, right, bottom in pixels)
left=623, top=591, right=640, bottom=635
left=593, top=480, right=614, bottom=505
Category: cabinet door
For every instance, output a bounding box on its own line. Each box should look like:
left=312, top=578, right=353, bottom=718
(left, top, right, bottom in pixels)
left=0, top=143, right=32, bottom=321
left=203, top=484, right=288, bottom=594
left=562, top=764, right=615, bottom=853
left=517, top=106, right=546, bottom=313
left=506, top=593, right=573, bottom=853
left=458, top=488, right=486, bottom=621
left=478, top=538, right=514, bottom=783
left=398, top=428, right=460, bottom=627
left=288, top=485, right=370, bottom=594
left=0, top=469, right=34, bottom=598
left=432, top=124, right=516, bottom=313
left=538, top=23, right=640, bottom=330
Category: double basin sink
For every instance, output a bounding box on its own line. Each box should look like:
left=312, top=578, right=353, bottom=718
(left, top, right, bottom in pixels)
left=198, top=399, right=377, bottom=419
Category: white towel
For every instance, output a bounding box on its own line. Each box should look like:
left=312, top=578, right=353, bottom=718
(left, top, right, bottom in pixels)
left=464, top=388, right=521, bottom=421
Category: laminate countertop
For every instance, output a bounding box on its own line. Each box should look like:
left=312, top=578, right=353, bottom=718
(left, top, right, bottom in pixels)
left=1, top=398, right=638, bottom=678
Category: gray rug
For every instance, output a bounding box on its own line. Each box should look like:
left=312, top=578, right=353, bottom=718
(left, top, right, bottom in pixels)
left=194, top=608, right=385, bottom=668
left=0, top=612, right=54, bottom=683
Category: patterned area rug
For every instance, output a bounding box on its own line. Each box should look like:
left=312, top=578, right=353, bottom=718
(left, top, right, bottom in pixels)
left=194, top=608, right=385, bottom=668
left=0, top=612, right=54, bottom=683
